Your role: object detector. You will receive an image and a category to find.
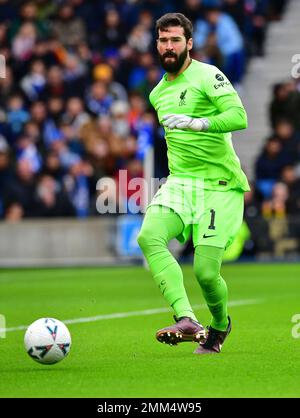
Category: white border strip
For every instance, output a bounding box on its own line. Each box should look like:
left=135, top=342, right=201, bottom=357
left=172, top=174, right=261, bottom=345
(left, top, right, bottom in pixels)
left=0, top=299, right=262, bottom=333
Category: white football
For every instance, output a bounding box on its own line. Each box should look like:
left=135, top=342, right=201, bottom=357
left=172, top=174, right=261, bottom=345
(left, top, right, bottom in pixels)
left=24, top=318, right=71, bottom=365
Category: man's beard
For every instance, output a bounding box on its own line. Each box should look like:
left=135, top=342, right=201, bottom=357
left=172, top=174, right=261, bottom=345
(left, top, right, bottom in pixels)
left=159, top=47, right=188, bottom=73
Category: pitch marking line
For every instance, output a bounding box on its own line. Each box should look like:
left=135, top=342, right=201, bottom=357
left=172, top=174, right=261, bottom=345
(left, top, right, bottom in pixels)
left=1, top=298, right=262, bottom=333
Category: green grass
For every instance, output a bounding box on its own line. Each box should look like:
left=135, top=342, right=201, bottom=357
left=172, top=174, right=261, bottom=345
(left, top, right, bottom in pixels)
left=0, top=264, right=300, bottom=398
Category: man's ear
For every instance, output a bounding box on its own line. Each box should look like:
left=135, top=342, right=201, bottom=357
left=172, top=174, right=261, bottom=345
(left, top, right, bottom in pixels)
left=187, top=38, right=193, bottom=51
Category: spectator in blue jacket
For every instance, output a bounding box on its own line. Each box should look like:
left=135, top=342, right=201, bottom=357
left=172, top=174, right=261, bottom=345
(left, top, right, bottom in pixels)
left=194, top=5, right=245, bottom=85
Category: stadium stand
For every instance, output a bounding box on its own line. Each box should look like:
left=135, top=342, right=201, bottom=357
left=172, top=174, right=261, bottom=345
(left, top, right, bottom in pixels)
left=0, top=0, right=290, bottom=222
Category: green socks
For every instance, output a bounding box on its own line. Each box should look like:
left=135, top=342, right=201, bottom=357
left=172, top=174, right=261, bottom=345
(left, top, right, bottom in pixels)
left=137, top=205, right=198, bottom=321
left=194, top=245, right=228, bottom=331
left=138, top=206, right=229, bottom=330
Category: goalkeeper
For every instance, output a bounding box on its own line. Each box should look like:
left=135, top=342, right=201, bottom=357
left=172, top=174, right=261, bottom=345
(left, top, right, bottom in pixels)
left=137, top=13, right=249, bottom=355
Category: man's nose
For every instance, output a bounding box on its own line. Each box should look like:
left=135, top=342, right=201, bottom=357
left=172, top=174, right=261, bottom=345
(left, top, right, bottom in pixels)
left=166, top=40, right=174, bottom=49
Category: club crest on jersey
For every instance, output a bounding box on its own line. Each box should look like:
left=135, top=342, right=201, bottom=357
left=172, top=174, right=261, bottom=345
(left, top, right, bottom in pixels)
left=179, top=89, right=187, bottom=106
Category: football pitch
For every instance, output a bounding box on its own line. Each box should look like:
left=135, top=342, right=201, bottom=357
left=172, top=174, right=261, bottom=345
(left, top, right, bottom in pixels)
left=0, top=263, right=300, bottom=398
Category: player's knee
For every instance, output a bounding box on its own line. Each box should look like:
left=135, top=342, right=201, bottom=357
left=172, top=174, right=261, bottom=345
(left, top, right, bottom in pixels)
left=137, top=227, right=165, bottom=252
left=137, top=229, right=147, bottom=251
left=194, top=262, right=219, bottom=290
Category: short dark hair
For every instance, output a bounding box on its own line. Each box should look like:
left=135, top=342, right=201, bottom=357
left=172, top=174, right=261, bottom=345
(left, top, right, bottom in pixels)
left=156, top=13, right=193, bottom=41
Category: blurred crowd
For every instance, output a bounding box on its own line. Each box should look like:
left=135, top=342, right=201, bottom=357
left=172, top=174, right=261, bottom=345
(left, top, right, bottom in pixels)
left=252, top=77, right=300, bottom=220
left=0, top=0, right=289, bottom=221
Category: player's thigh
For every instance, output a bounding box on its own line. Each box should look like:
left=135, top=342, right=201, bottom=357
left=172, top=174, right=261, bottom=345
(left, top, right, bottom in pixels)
left=138, top=205, right=184, bottom=248
left=147, top=178, right=193, bottom=244
left=193, top=189, right=244, bottom=249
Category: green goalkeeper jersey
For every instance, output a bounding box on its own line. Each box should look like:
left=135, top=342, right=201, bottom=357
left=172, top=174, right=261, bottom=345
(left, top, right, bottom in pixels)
left=149, top=59, right=250, bottom=192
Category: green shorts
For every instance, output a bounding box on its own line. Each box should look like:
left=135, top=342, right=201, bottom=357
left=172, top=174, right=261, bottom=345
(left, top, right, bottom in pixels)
left=148, top=175, right=244, bottom=249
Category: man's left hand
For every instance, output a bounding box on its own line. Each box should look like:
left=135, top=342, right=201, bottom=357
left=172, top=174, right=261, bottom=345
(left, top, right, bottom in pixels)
left=162, top=114, right=209, bottom=131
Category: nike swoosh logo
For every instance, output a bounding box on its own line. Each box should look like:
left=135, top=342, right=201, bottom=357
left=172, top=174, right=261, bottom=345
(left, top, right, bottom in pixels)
left=203, top=234, right=217, bottom=238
